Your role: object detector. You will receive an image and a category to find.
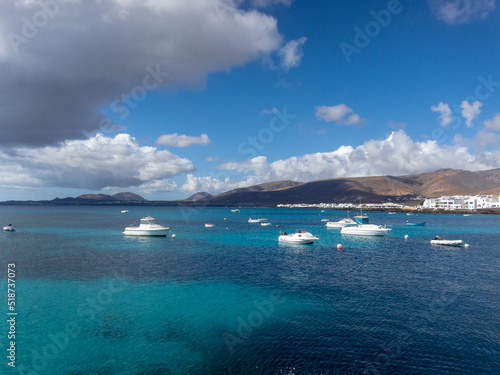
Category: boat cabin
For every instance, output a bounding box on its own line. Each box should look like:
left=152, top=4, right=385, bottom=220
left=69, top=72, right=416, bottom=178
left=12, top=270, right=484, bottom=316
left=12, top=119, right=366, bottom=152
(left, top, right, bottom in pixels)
left=355, top=216, right=369, bottom=225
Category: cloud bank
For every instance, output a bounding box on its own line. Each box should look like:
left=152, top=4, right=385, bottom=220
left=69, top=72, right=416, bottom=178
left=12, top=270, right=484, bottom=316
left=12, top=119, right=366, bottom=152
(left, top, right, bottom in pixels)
left=0, top=0, right=288, bottom=146
left=0, top=133, right=195, bottom=190
left=209, top=130, right=500, bottom=192
left=428, top=0, right=496, bottom=25
left=156, top=133, right=211, bottom=147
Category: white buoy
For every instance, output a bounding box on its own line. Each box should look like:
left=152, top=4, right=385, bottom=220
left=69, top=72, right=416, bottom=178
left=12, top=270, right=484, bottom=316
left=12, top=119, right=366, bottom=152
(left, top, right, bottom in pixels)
left=464, top=243, right=470, bottom=248
left=172, top=234, right=176, bottom=239
left=337, top=244, right=342, bottom=250
left=404, top=235, right=409, bottom=240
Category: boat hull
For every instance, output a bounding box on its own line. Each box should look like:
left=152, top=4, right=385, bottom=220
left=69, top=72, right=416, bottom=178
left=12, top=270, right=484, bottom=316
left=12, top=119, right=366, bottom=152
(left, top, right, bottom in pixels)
left=341, top=225, right=391, bottom=236
left=123, top=228, right=170, bottom=237
left=279, top=236, right=316, bottom=244
left=406, top=222, right=426, bottom=226
left=430, top=240, right=463, bottom=247
left=3, top=226, right=15, bottom=232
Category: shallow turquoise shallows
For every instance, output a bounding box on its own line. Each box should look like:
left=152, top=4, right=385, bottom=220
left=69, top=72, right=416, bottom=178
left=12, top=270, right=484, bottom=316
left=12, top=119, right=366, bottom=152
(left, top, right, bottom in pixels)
left=0, top=206, right=499, bottom=374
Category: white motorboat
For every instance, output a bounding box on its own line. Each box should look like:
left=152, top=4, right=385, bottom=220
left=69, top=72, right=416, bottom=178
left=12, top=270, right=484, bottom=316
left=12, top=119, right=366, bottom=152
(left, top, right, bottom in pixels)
left=279, top=229, right=318, bottom=244
left=340, top=215, right=391, bottom=236
left=430, top=239, right=463, bottom=247
left=231, top=209, right=240, bottom=213
left=261, top=222, right=272, bottom=227
left=121, top=210, right=129, bottom=213
left=321, top=219, right=330, bottom=222
left=326, top=217, right=356, bottom=229
left=3, top=224, right=15, bottom=232
left=205, top=223, right=215, bottom=228
left=248, top=218, right=267, bottom=223
left=123, top=216, right=170, bottom=237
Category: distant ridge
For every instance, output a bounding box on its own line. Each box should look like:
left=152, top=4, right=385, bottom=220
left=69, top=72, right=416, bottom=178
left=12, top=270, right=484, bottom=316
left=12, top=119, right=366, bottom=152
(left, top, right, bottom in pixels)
left=2, top=168, right=500, bottom=207
left=183, top=192, right=213, bottom=202
left=206, top=168, right=500, bottom=206
left=77, top=192, right=146, bottom=202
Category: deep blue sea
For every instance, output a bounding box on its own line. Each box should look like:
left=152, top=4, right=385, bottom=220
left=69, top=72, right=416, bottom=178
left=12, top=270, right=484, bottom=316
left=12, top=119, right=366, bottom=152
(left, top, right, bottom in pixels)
left=0, top=206, right=499, bottom=375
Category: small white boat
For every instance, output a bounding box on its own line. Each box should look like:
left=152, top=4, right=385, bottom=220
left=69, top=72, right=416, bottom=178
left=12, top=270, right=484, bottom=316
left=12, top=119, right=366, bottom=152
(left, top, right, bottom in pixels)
left=279, top=229, right=318, bottom=244
left=123, top=216, right=170, bottom=237
left=231, top=209, right=240, bottom=213
left=3, top=224, right=15, bottom=232
left=340, top=215, right=391, bottom=236
left=248, top=218, right=267, bottom=223
left=261, top=222, right=272, bottom=227
left=121, top=210, right=129, bottom=213
left=321, top=219, right=330, bottom=222
left=388, top=212, right=397, bottom=215
left=326, top=217, right=356, bottom=229
left=430, top=239, right=463, bottom=247
left=205, top=223, right=215, bottom=228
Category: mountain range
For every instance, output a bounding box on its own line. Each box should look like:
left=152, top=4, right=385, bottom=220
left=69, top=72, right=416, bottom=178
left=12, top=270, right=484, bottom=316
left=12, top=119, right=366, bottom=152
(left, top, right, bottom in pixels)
left=2, top=168, right=500, bottom=206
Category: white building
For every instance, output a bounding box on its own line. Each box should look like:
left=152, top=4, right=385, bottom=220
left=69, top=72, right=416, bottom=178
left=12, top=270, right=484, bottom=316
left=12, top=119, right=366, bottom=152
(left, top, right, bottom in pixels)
left=422, top=195, right=500, bottom=209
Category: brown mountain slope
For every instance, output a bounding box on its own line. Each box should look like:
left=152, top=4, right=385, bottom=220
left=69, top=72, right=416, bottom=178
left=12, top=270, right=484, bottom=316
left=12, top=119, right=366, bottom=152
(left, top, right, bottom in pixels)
left=208, top=168, right=500, bottom=205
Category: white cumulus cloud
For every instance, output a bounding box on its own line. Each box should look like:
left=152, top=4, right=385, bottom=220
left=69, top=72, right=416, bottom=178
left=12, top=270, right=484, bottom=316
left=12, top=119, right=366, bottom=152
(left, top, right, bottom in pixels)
left=431, top=102, right=453, bottom=126
left=484, top=113, right=500, bottom=130
left=217, top=130, right=500, bottom=185
left=156, top=133, right=211, bottom=147
left=461, top=100, right=483, bottom=127
left=428, top=0, right=496, bottom=24
left=279, top=36, right=307, bottom=71
left=0, top=133, right=195, bottom=190
left=315, top=104, right=367, bottom=127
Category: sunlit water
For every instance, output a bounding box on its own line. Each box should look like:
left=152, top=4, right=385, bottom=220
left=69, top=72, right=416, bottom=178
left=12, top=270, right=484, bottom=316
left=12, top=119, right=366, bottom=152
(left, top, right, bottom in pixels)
left=0, top=206, right=499, bottom=374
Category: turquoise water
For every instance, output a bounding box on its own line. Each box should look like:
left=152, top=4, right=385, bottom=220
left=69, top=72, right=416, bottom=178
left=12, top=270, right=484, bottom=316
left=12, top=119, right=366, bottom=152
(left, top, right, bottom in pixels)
left=0, top=206, right=499, bottom=374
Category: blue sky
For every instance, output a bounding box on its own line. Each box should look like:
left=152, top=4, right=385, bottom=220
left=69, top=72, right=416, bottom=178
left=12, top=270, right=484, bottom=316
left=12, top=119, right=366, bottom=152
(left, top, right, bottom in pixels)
left=1, top=0, right=500, bottom=200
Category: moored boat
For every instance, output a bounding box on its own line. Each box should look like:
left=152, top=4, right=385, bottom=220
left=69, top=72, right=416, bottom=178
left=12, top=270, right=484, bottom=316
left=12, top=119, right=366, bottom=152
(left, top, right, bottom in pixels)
left=279, top=229, right=318, bottom=244
left=340, top=215, right=391, bottom=236
left=3, top=224, right=15, bottom=232
left=205, top=223, right=215, bottom=228
left=406, top=221, right=426, bottom=226
left=430, top=235, right=463, bottom=246
left=261, top=222, right=272, bottom=226
left=430, top=239, right=463, bottom=247
left=326, top=217, right=356, bottom=229
left=248, top=218, right=267, bottom=223
left=123, top=216, right=170, bottom=237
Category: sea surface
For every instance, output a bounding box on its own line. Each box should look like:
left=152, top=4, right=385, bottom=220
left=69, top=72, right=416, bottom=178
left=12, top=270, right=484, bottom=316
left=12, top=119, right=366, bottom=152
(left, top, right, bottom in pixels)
left=0, top=206, right=499, bottom=375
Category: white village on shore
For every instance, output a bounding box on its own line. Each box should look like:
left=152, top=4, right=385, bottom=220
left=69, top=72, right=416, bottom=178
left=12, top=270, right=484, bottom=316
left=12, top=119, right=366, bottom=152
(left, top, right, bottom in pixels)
left=277, top=194, right=500, bottom=211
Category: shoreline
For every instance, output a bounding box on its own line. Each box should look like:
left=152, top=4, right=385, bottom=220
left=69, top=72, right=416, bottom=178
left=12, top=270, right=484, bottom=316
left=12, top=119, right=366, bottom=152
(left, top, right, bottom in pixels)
left=1, top=202, right=499, bottom=215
